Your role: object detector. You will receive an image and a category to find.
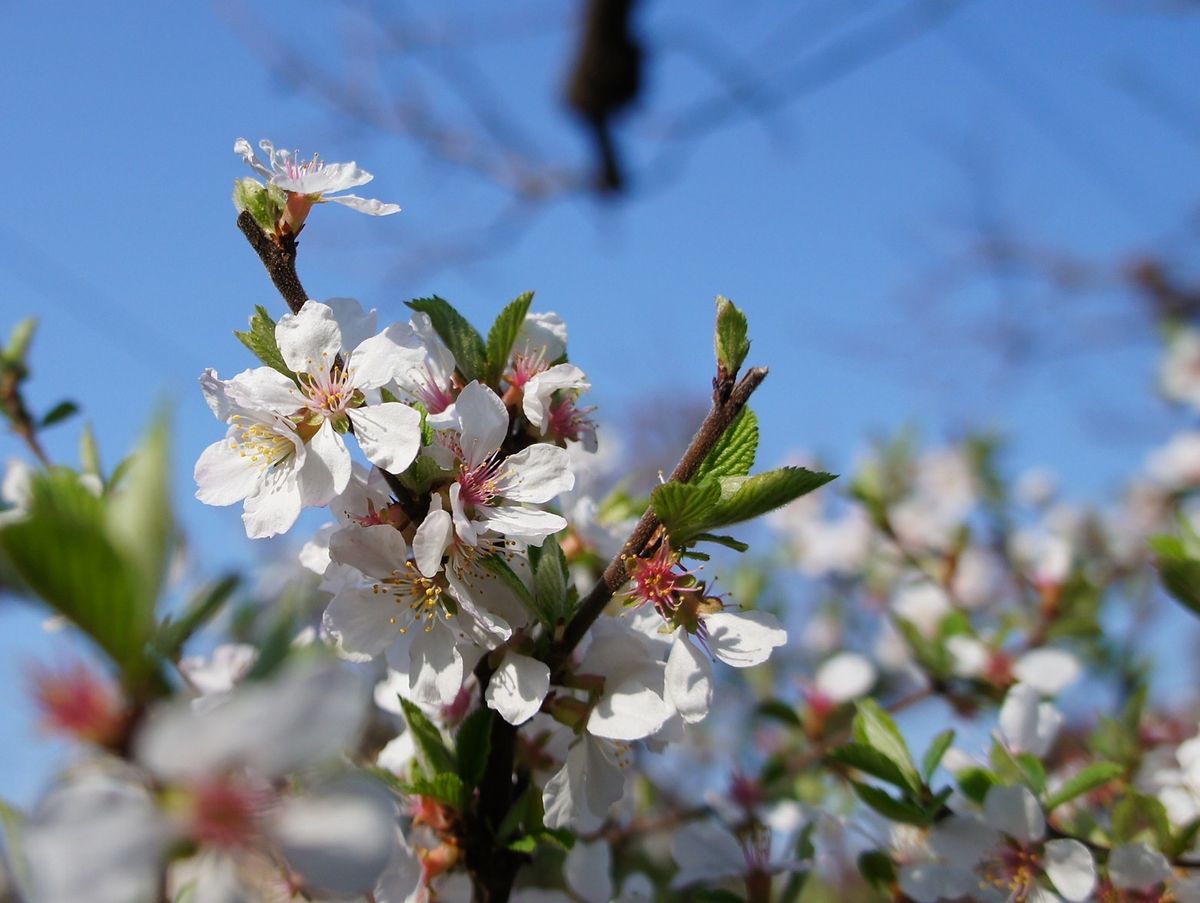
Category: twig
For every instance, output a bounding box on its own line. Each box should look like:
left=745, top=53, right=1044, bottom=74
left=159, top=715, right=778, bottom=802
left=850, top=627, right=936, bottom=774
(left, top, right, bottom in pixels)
left=235, top=211, right=309, bottom=315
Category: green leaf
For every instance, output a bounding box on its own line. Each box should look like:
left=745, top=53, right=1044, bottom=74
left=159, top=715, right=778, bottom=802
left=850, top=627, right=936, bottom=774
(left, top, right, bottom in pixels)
left=922, top=729, right=955, bottom=783
left=79, top=423, right=102, bottom=477
left=703, top=468, right=835, bottom=534
left=850, top=781, right=930, bottom=825
left=714, top=296, right=750, bottom=375
left=990, top=741, right=1046, bottom=796
left=852, top=700, right=921, bottom=792
left=651, top=479, right=721, bottom=542
left=4, top=317, right=36, bottom=363
left=828, top=743, right=919, bottom=793
left=456, top=708, right=493, bottom=790
left=0, top=796, right=29, bottom=895
left=40, top=400, right=79, bottom=428
left=234, top=305, right=294, bottom=378
left=407, top=296, right=487, bottom=384
left=507, top=835, right=538, bottom=853
left=533, top=535, right=569, bottom=625
left=0, top=468, right=156, bottom=681
left=858, top=850, right=896, bottom=893
left=956, top=767, right=997, bottom=804
left=694, top=408, right=759, bottom=483
left=1112, top=792, right=1171, bottom=848
left=106, top=415, right=173, bottom=603
left=244, top=611, right=296, bottom=681
left=690, top=533, right=750, bottom=553
left=155, top=574, right=238, bottom=661
left=756, top=699, right=802, bottom=728
left=486, top=291, right=534, bottom=385
left=399, top=697, right=457, bottom=777
left=1045, top=762, right=1124, bottom=811
left=405, top=771, right=467, bottom=810
left=1152, top=536, right=1200, bottom=617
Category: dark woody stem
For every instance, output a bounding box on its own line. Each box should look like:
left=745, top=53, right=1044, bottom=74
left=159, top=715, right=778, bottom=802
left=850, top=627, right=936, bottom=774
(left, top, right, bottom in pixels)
left=235, top=211, right=309, bottom=315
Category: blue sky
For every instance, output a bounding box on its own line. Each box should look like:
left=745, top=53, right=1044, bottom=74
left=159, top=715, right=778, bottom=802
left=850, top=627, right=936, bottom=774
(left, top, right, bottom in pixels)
left=2, top=0, right=1199, bottom=805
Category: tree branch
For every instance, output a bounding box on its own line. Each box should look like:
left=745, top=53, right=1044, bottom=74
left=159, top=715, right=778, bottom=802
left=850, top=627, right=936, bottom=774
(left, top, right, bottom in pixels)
left=235, top=211, right=310, bottom=314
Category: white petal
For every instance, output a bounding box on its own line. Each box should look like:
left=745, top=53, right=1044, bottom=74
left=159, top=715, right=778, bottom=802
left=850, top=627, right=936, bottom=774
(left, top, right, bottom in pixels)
left=523, top=363, right=590, bottom=431
left=999, top=683, right=1062, bottom=757
left=299, top=419, right=351, bottom=506
left=372, top=830, right=424, bottom=903
left=814, top=652, right=877, bottom=703
left=325, top=193, right=402, bottom=215
left=348, top=323, right=414, bottom=390
left=271, top=776, right=397, bottom=896
left=983, top=784, right=1045, bottom=844
left=241, top=467, right=303, bottom=539
left=325, top=297, right=378, bottom=352
left=496, top=444, right=575, bottom=503
left=25, top=773, right=173, bottom=903
left=329, top=523, right=408, bottom=579
left=518, top=312, right=568, bottom=362
left=277, top=301, right=344, bottom=374
left=194, top=438, right=261, bottom=506
left=413, top=505, right=453, bottom=578
left=407, top=627, right=464, bottom=706
left=588, top=676, right=670, bottom=740
left=669, top=821, right=746, bottom=887
left=1107, top=842, right=1171, bottom=891
left=322, top=588, right=401, bottom=661
left=665, top=634, right=713, bottom=723
left=455, top=381, right=508, bottom=469
left=479, top=504, right=567, bottom=545
left=445, top=570, right=513, bottom=649
left=705, top=610, right=787, bottom=668
left=542, top=737, right=624, bottom=832
left=347, top=403, right=422, bottom=473
left=898, top=864, right=979, bottom=903
left=485, top=653, right=550, bottom=726
left=565, top=839, right=612, bottom=903
left=1043, top=839, right=1096, bottom=901
left=234, top=137, right=270, bottom=177
left=1013, top=648, right=1082, bottom=696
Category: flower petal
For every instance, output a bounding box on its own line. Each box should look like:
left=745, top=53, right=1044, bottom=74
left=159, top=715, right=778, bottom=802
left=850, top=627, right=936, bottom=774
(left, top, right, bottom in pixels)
left=407, top=627, right=464, bottom=706
left=705, top=610, right=787, bottom=668
left=1043, top=838, right=1096, bottom=901
left=665, top=633, right=713, bottom=724
left=299, top=419, right=351, bottom=506
left=983, top=784, right=1045, bottom=844
left=329, top=524, right=408, bottom=579
left=455, top=381, right=508, bottom=469
left=485, top=653, right=551, bottom=726
left=478, top=504, right=567, bottom=545
left=276, top=301, right=344, bottom=374
left=496, top=443, right=575, bottom=503
left=324, top=193, right=402, bottom=216
left=347, top=403, right=422, bottom=473
left=565, top=839, right=613, bottom=903
left=194, top=439, right=261, bottom=506
left=1013, top=648, right=1082, bottom=696
left=413, top=502, right=453, bottom=578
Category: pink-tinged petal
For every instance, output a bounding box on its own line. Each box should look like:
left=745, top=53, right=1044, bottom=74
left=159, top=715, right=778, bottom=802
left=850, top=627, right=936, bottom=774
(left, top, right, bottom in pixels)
left=300, top=420, right=351, bottom=506
left=276, top=301, right=344, bottom=374
left=329, top=524, right=408, bottom=579
left=321, top=589, right=399, bottom=662
left=705, top=610, right=787, bottom=668
left=347, top=324, right=414, bottom=390
left=983, top=784, right=1045, bottom=844
left=325, top=297, right=377, bottom=353
left=242, top=469, right=303, bottom=539
left=347, top=403, right=422, bottom=473
left=485, top=653, right=550, bottom=726
left=273, top=159, right=374, bottom=194
left=270, top=776, right=397, bottom=896
left=324, top=194, right=402, bottom=216
left=407, top=628, right=463, bottom=706
left=565, top=840, right=612, bottom=903
left=1043, top=839, right=1096, bottom=901
left=478, top=505, right=567, bottom=546
left=495, top=444, right=575, bottom=503
left=194, top=439, right=260, bottom=506
left=588, top=677, right=670, bottom=741
left=413, top=503, right=453, bottom=578
left=665, top=633, right=713, bottom=724
left=669, top=821, right=746, bottom=888
left=455, top=382, right=508, bottom=469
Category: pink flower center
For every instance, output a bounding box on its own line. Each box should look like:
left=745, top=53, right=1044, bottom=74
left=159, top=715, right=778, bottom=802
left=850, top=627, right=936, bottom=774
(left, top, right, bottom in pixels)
left=627, top=544, right=698, bottom=616
left=189, top=777, right=271, bottom=850
left=978, top=840, right=1041, bottom=897
left=31, top=662, right=124, bottom=746
left=510, top=348, right=549, bottom=390
left=410, top=363, right=455, bottom=414
left=458, top=456, right=506, bottom=508
left=547, top=397, right=596, bottom=444
left=299, top=360, right=354, bottom=417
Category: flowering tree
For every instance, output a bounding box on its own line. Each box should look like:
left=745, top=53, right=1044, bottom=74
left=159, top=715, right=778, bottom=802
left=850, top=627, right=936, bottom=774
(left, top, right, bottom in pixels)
left=3, top=139, right=1200, bottom=903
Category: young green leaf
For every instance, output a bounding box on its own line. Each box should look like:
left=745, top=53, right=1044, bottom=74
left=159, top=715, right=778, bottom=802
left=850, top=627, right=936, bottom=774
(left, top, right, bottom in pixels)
left=399, top=697, right=458, bottom=777
left=1045, top=762, right=1124, bottom=811
left=155, top=574, right=239, bottom=661
left=106, top=416, right=173, bottom=603
left=480, top=554, right=538, bottom=618
left=234, top=305, right=294, bottom=378
left=921, top=729, right=955, bottom=783
left=486, top=291, right=534, bottom=386
left=850, top=782, right=930, bottom=825
left=533, top=535, right=570, bottom=625
left=828, top=743, right=919, bottom=793
left=407, top=296, right=488, bottom=384
left=650, top=479, right=721, bottom=541
left=1152, top=536, right=1200, bottom=617
left=40, top=400, right=79, bottom=428
left=694, top=407, right=758, bottom=483
left=702, top=468, right=835, bottom=534
left=714, top=296, right=750, bottom=375
left=455, top=708, right=493, bottom=790
left=852, top=699, right=921, bottom=792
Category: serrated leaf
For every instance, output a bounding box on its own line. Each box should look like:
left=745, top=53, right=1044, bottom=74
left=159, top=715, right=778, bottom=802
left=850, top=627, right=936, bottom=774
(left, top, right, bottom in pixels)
left=398, top=453, right=446, bottom=495
left=850, top=782, right=929, bottom=825
left=694, top=408, right=758, bottom=483
left=1045, top=761, right=1124, bottom=811
left=486, top=291, right=534, bottom=386
left=244, top=611, right=296, bottom=681
left=405, top=772, right=467, bottom=810
left=407, top=296, right=487, bottom=384
left=852, top=700, right=921, bottom=792
left=155, top=574, right=238, bottom=661
left=829, top=743, right=918, bottom=792
left=234, top=305, right=294, bottom=378
left=533, top=536, right=569, bottom=625
left=400, top=696, right=457, bottom=777
left=990, top=741, right=1046, bottom=795
left=714, top=296, right=750, bottom=374
left=651, top=479, right=721, bottom=541
left=456, top=708, right=493, bottom=790
left=922, top=729, right=955, bottom=783
left=0, top=468, right=155, bottom=682
left=701, top=468, right=835, bottom=535
left=40, top=400, right=78, bottom=428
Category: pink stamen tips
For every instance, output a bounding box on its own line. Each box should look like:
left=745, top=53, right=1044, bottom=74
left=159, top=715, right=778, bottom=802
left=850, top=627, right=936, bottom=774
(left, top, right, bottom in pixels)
left=457, top=456, right=506, bottom=508
left=411, top=363, right=455, bottom=414
left=189, top=777, right=272, bottom=850
left=626, top=543, right=700, bottom=617
left=30, top=661, right=126, bottom=747
left=509, top=347, right=549, bottom=390
left=547, top=397, right=596, bottom=444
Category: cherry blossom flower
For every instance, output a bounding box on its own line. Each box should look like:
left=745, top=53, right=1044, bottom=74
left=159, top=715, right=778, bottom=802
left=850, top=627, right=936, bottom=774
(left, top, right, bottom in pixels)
left=235, top=138, right=400, bottom=233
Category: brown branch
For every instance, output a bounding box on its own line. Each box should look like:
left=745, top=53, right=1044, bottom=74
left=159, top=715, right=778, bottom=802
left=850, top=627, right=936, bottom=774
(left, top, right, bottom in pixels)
left=235, top=211, right=309, bottom=315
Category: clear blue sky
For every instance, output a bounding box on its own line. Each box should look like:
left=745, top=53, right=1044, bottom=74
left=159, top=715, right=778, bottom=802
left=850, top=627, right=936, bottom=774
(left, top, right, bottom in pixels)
left=2, top=0, right=1198, bottom=806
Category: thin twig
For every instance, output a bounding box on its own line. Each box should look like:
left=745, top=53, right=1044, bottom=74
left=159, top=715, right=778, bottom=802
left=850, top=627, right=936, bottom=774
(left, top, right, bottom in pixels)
left=235, top=211, right=309, bottom=315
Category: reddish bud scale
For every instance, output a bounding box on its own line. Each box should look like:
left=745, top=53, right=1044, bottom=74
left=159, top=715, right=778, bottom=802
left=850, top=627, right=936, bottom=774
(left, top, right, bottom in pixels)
left=31, top=662, right=126, bottom=747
